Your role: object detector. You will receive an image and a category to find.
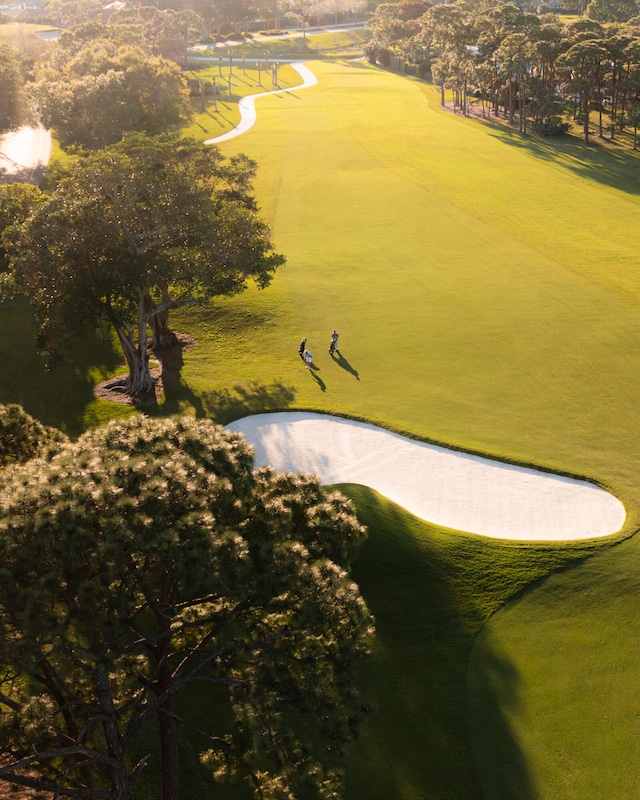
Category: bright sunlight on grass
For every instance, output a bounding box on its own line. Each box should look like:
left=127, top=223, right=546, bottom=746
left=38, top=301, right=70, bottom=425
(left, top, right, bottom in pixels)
left=3, top=55, right=640, bottom=800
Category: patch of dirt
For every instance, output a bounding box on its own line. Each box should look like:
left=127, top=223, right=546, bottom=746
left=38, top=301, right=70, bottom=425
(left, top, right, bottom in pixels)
left=94, top=332, right=195, bottom=406
left=0, top=767, right=42, bottom=800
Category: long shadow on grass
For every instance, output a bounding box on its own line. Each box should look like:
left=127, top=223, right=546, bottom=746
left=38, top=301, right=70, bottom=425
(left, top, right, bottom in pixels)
left=486, top=126, right=640, bottom=197
left=331, top=351, right=359, bottom=379
left=341, top=485, right=540, bottom=800
left=467, top=630, right=536, bottom=800
left=159, top=379, right=296, bottom=424
left=309, top=366, right=327, bottom=391
left=0, top=299, right=125, bottom=436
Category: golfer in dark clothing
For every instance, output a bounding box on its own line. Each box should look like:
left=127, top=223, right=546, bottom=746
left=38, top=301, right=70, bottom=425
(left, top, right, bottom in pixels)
left=299, top=337, right=307, bottom=358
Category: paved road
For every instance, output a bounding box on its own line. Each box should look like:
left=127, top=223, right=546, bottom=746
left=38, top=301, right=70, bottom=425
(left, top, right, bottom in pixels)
left=0, top=125, right=52, bottom=184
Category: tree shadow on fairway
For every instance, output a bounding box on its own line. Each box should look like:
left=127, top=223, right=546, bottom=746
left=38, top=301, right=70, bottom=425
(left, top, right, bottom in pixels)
left=332, top=351, right=359, bottom=380
left=0, top=299, right=127, bottom=436
left=159, top=379, right=296, bottom=424
left=341, top=485, right=534, bottom=800
left=467, top=630, right=537, bottom=800
left=486, top=126, right=640, bottom=197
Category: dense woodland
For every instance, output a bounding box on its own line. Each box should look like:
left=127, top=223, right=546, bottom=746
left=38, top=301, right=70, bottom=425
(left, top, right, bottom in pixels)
left=367, top=0, right=640, bottom=143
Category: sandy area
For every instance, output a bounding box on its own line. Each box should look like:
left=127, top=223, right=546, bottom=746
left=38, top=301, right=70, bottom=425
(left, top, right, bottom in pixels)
left=225, top=412, right=626, bottom=541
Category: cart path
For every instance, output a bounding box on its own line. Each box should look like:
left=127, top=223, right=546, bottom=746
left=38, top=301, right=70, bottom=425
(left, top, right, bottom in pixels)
left=204, top=62, right=318, bottom=144
left=225, top=412, right=626, bottom=541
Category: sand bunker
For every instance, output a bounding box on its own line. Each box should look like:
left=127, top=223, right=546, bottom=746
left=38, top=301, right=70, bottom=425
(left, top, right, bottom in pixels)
left=225, top=412, right=626, bottom=541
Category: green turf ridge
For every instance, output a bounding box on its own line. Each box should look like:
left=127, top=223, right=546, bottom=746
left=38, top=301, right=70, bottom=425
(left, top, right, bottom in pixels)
left=468, top=530, right=640, bottom=800
left=342, top=485, right=613, bottom=800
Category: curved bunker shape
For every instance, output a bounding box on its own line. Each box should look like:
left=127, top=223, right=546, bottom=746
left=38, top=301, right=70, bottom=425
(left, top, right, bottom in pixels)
left=225, top=412, right=626, bottom=541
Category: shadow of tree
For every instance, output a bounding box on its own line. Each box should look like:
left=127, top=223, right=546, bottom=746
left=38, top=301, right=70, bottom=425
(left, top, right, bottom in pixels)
left=0, top=299, right=125, bottom=436
left=341, top=485, right=534, bottom=800
left=467, top=628, right=537, bottom=800
left=159, top=379, right=296, bottom=424
left=485, top=124, right=640, bottom=197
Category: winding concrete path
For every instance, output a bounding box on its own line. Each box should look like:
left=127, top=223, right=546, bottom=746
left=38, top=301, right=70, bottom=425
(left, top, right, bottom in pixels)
left=225, top=412, right=626, bottom=541
left=203, top=62, right=318, bottom=144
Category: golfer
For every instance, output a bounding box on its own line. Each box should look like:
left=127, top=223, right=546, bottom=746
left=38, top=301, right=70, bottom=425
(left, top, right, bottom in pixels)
left=303, top=349, right=313, bottom=369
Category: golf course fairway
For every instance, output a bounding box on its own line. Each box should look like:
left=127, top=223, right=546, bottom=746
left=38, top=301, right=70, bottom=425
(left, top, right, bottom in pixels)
left=3, top=55, right=640, bottom=800
left=196, top=59, right=640, bottom=800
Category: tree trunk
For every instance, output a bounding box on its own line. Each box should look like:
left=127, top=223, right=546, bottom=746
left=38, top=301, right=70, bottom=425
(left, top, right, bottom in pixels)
left=619, top=74, right=628, bottom=132
left=152, top=590, right=180, bottom=800
left=598, top=92, right=603, bottom=138
left=95, top=664, right=135, bottom=800
left=610, top=70, right=617, bottom=139
left=145, top=289, right=179, bottom=352
left=116, top=330, right=154, bottom=397
left=159, top=696, right=179, bottom=800
left=114, top=289, right=155, bottom=398
left=509, top=80, right=514, bottom=124
left=583, top=97, right=590, bottom=144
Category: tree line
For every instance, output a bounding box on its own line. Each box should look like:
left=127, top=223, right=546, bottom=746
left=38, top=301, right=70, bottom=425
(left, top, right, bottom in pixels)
left=366, top=0, right=640, bottom=144
left=1, top=0, right=375, bottom=39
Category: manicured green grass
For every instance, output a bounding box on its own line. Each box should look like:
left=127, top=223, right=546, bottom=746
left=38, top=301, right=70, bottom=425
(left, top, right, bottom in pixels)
left=185, top=61, right=640, bottom=511
left=181, top=62, right=300, bottom=141
left=4, top=57, right=640, bottom=799
left=180, top=60, right=640, bottom=799
left=468, top=532, right=640, bottom=800
left=342, top=486, right=606, bottom=800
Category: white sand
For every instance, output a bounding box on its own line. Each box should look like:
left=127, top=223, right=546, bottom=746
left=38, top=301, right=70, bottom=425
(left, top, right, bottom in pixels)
left=204, top=62, right=317, bottom=145
left=225, top=412, right=626, bottom=541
